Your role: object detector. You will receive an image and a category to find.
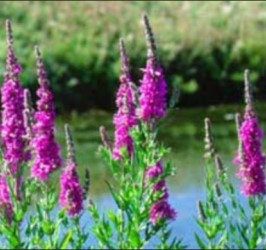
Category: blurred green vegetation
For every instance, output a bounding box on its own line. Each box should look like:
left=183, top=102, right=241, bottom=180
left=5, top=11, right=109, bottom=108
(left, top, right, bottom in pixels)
left=1, top=1, right=266, bottom=112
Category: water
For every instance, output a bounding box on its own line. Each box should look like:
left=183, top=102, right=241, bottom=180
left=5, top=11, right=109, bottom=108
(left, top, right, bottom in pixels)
left=54, top=103, right=266, bottom=248
left=88, top=188, right=204, bottom=249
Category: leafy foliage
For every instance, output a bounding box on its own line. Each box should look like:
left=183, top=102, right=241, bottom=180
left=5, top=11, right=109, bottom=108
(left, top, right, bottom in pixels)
left=1, top=2, right=266, bottom=111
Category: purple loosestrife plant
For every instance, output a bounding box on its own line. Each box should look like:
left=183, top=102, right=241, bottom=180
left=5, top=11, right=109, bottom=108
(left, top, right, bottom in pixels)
left=140, top=14, right=176, bottom=225
left=137, top=14, right=167, bottom=123
left=112, top=39, right=137, bottom=159
left=1, top=20, right=26, bottom=175
left=195, top=118, right=229, bottom=249
left=234, top=70, right=266, bottom=196
left=31, top=47, right=62, bottom=180
left=59, top=124, right=83, bottom=216
left=91, top=16, right=183, bottom=249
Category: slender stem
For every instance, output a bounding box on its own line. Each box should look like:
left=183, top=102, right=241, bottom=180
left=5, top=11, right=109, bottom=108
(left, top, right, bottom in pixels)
left=43, top=183, right=53, bottom=248
left=73, top=216, right=84, bottom=248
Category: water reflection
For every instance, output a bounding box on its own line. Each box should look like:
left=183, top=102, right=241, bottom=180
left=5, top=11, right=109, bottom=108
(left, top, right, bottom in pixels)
left=56, top=103, right=266, bottom=247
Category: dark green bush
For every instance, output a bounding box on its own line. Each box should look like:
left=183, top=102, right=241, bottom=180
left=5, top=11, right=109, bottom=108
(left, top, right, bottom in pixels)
left=1, top=1, right=266, bottom=112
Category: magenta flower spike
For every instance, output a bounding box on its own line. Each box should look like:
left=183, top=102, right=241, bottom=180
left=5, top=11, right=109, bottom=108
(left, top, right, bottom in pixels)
left=59, top=124, right=83, bottom=216
left=150, top=199, right=176, bottom=224
left=146, top=161, right=176, bottom=224
left=1, top=20, right=26, bottom=174
left=137, top=14, right=167, bottom=123
left=234, top=70, right=266, bottom=196
left=112, top=39, right=137, bottom=159
left=31, top=47, right=62, bottom=180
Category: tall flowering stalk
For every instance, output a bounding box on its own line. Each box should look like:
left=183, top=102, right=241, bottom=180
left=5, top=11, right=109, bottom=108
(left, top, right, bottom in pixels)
left=59, top=124, right=83, bottom=216
left=146, top=161, right=176, bottom=224
left=234, top=69, right=266, bottom=195
left=1, top=20, right=26, bottom=174
left=112, top=39, right=137, bottom=159
left=138, top=14, right=176, bottom=224
left=137, top=14, right=167, bottom=123
left=31, top=47, right=62, bottom=180
left=204, top=118, right=216, bottom=160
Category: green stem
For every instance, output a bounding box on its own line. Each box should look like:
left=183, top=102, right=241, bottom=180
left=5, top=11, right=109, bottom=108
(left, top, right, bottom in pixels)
left=73, top=216, right=84, bottom=248
left=44, top=183, right=54, bottom=248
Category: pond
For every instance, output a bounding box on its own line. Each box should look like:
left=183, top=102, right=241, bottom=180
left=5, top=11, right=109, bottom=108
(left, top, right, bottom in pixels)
left=54, top=102, right=266, bottom=247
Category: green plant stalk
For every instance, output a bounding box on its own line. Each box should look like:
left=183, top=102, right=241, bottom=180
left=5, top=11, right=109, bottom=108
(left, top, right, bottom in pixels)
left=72, top=215, right=85, bottom=249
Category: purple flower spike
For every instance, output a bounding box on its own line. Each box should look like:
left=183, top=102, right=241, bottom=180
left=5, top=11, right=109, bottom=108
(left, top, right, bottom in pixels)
left=1, top=20, right=26, bottom=174
left=31, top=47, right=62, bottom=180
left=146, top=161, right=176, bottom=224
left=112, top=39, right=137, bottom=159
left=146, top=161, right=163, bottom=178
left=137, top=14, right=167, bottom=122
left=150, top=199, right=176, bottom=225
left=59, top=124, right=83, bottom=216
left=59, top=162, right=83, bottom=216
left=234, top=70, right=266, bottom=196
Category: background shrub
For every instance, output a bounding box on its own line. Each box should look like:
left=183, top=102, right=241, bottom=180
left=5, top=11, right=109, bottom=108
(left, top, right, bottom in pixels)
left=1, top=1, right=266, bottom=112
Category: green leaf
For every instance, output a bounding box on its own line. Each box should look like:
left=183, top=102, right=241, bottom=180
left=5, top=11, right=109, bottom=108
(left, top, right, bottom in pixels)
left=58, top=209, right=66, bottom=219
left=129, top=229, right=141, bottom=247
left=41, top=220, right=54, bottom=235
left=216, top=232, right=228, bottom=248
left=36, top=204, right=44, bottom=221
left=237, top=224, right=249, bottom=247
left=9, top=235, right=20, bottom=248
left=14, top=208, right=24, bottom=223
left=107, top=210, right=118, bottom=228
left=58, top=230, right=73, bottom=249
left=0, top=224, right=14, bottom=239
left=195, top=233, right=206, bottom=249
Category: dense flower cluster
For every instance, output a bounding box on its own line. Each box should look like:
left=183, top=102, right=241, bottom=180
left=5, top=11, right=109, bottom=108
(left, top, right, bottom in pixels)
left=1, top=21, right=26, bottom=174
left=137, top=15, right=167, bottom=122
left=234, top=70, right=266, bottom=196
left=59, top=161, right=83, bottom=216
left=59, top=124, right=83, bottom=216
left=146, top=161, right=176, bottom=224
left=112, top=40, right=137, bottom=159
left=31, top=48, right=62, bottom=180
left=234, top=107, right=266, bottom=195
left=138, top=62, right=167, bottom=122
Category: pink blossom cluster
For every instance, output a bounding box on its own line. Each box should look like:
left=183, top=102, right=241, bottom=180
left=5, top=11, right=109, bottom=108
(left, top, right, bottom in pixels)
left=31, top=49, right=62, bottom=180
left=59, top=161, right=83, bottom=216
left=112, top=40, right=137, bottom=159
left=138, top=61, right=167, bottom=122
left=1, top=30, right=26, bottom=174
left=112, top=76, right=137, bottom=159
left=146, top=161, right=176, bottom=224
left=234, top=107, right=266, bottom=195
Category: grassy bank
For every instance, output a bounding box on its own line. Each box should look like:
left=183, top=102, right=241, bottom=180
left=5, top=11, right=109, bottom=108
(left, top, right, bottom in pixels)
left=1, top=2, right=266, bottom=111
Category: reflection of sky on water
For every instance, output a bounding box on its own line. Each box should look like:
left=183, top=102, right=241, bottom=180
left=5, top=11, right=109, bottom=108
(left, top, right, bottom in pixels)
left=91, top=181, right=248, bottom=249
left=13, top=103, right=265, bottom=248
left=6, top=181, right=248, bottom=249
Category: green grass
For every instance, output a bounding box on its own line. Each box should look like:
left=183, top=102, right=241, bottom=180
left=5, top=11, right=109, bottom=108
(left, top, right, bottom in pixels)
left=1, top=2, right=266, bottom=111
